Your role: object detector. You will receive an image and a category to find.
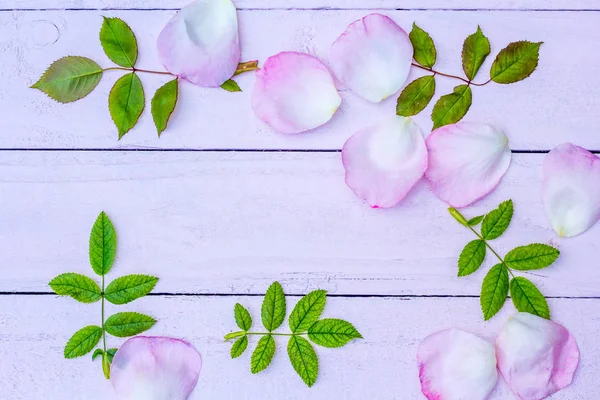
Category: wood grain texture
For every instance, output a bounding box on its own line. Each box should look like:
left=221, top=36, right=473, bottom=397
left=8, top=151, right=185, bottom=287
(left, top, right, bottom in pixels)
left=1, top=151, right=598, bottom=296
left=2, top=10, right=599, bottom=149
left=0, top=295, right=597, bottom=399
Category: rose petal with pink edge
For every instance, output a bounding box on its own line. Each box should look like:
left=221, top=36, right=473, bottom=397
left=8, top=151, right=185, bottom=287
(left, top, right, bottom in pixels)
left=417, top=328, right=498, bottom=400
left=157, top=0, right=240, bottom=87
left=329, top=13, right=413, bottom=103
left=111, top=336, right=202, bottom=400
left=425, top=122, right=511, bottom=208
left=342, top=116, right=427, bottom=208
left=495, top=312, right=579, bottom=400
left=542, top=143, right=600, bottom=237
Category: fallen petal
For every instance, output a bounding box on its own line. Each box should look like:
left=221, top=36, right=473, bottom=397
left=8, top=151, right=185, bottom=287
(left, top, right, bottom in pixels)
left=542, top=143, right=600, bottom=237
left=157, top=0, right=240, bottom=87
left=251, top=51, right=341, bottom=134
left=425, top=122, right=511, bottom=208
left=342, top=116, right=427, bottom=208
left=111, top=336, right=202, bottom=400
left=495, top=312, right=579, bottom=400
left=417, top=328, right=498, bottom=400
left=329, top=13, right=413, bottom=103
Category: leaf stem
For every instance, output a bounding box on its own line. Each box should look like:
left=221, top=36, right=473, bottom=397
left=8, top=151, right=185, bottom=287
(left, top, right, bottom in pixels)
left=245, top=332, right=305, bottom=337
left=101, top=274, right=109, bottom=378
left=411, top=63, right=491, bottom=87
left=103, top=67, right=173, bottom=76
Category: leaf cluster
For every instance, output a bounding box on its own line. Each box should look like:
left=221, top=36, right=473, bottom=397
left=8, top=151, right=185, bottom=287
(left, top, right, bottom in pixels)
left=49, top=211, right=158, bottom=378
left=224, top=282, right=362, bottom=387
left=449, top=200, right=559, bottom=320
left=398, top=24, right=542, bottom=129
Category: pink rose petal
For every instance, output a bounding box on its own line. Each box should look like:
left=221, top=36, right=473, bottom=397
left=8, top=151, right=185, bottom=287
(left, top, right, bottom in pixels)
left=425, top=122, right=511, bottom=208
left=329, top=13, right=413, bottom=103
left=342, top=116, right=427, bottom=208
left=418, top=328, right=498, bottom=400
left=157, top=0, right=240, bottom=87
left=111, top=336, right=202, bottom=400
left=251, top=51, right=341, bottom=134
left=495, top=313, right=580, bottom=400
left=543, top=143, right=600, bottom=237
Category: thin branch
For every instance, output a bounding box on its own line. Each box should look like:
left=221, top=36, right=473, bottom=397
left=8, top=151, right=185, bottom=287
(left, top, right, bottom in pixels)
left=411, top=63, right=491, bottom=87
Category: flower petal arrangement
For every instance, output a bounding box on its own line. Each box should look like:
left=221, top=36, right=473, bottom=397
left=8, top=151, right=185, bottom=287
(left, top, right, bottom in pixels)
left=342, top=116, right=427, bottom=208
left=542, top=143, right=600, bottom=237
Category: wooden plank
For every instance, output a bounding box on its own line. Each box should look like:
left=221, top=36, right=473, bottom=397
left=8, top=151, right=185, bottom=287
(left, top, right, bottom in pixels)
left=1, top=151, right=598, bottom=296
left=0, top=295, right=597, bottom=399
left=2, top=10, right=599, bottom=150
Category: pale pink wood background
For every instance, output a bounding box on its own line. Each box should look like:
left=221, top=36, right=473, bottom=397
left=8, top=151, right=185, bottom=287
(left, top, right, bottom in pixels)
left=0, top=1, right=599, bottom=399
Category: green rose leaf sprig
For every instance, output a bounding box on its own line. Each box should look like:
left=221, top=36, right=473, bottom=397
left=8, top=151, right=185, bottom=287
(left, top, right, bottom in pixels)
left=398, top=24, right=542, bottom=129
left=449, top=200, right=560, bottom=321
left=31, top=17, right=258, bottom=139
left=224, top=282, right=363, bottom=387
left=49, top=211, right=159, bottom=379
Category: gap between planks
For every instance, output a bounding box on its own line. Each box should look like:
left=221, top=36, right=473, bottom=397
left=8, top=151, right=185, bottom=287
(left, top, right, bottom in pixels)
left=1, top=149, right=599, bottom=153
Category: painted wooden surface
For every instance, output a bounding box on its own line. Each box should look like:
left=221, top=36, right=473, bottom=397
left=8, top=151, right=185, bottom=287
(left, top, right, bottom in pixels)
left=0, top=1, right=599, bottom=399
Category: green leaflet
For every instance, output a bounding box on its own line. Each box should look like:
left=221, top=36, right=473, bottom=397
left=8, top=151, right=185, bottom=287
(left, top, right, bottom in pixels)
left=31, top=56, right=103, bottom=103
left=89, top=211, right=117, bottom=276
left=510, top=277, right=550, bottom=319
left=151, top=79, right=178, bottom=136
left=505, top=244, right=560, bottom=270
left=231, top=336, right=248, bottom=359
left=307, top=319, right=362, bottom=348
left=104, top=312, right=156, bottom=337
left=234, top=303, right=253, bottom=331
left=396, top=75, right=436, bottom=117
left=108, top=72, right=145, bottom=139
left=64, top=325, right=103, bottom=359
left=288, top=336, right=319, bottom=387
left=261, top=281, right=286, bottom=332
left=462, top=26, right=491, bottom=81
left=92, top=348, right=104, bottom=361
left=490, top=41, right=542, bottom=84
left=481, top=199, right=513, bottom=240
left=99, top=17, right=138, bottom=68
left=409, top=23, right=437, bottom=68
left=49, top=273, right=101, bottom=303
left=221, top=79, right=242, bottom=92
left=458, top=239, right=486, bottom=277
left=480, top=264, right=509, bottom=320
left=431, top=84, right=472, bottom=129
left=104, top=274, right=159, bottom=305
left=251, top=334, right=276, bottom=374
left=106, top=348, right=117, bottom=363
left=289, top=290, right=327, bottom=333
left=467, top=215, right=484, bottom=226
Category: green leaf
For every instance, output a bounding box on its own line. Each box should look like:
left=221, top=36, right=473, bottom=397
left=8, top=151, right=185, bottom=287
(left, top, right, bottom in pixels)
left=462, top=26, right=491, bottom=81
left=490, top=41, right=542, bottom=84
left=104, top=312, right=156, bottom=337
left=31, top=56, right=102, bottom=103
left=224, top=331, right=246, bottom=341
left=480, top=264, right=509, bottom=320
left=251, top=334, right=276, bottom=374
left=409, top=23, right=437, bottom=68
left=99, top=17, right=138, bottom=68
left=151, top=79, right=178, bottom=136
left=261, top=282, right=286, bottom=332
left=89, top=211, right=117, bottom=276
left=458, top=239, right=486, bottom=277
left=510, top=277, right=550, bottom=319
left=230, top=336, right=248, bottom=359
left=289, top=290, right=327, bottom=333
left=220, top=79, right=242, bottom=92
left=108, top=72, right=145, bottom=139
left=64, top=325, right=103, bottom=359
left=105, top=274, right=159, bottom=305
left=234, top=303, right=253, bottom=331
left=505, top=244, right=560, bottom=271
left=106, top=348, right=118, bottom=363
left=431, top=84, right=472, bottom=129
left=308, top=318, right=363, bottom=348
left=448, top=207, right=469, bottom=226
left=481, top=199, right=514, bottom=240
left=92, top=348, right=104, bottom=361
left=467, top=215, right=484, bottom=226
left=49, top=273, right=101, bottom=303
left=396, top=75, right=436, bottom=117
left=288, top=335, right=319, bottom=387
